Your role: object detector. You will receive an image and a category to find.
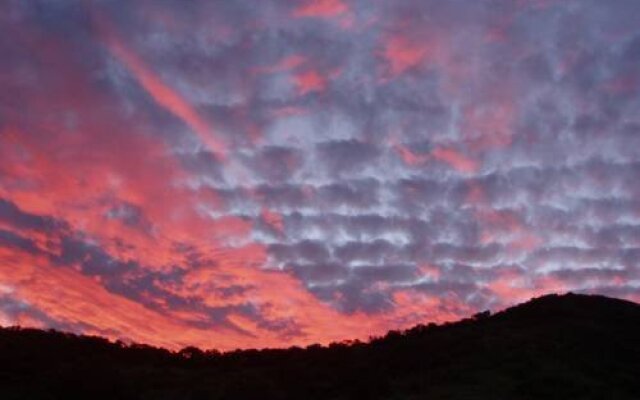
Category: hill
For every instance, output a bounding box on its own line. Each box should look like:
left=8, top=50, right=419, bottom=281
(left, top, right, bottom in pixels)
left=1, top=293, right=639, bottom=399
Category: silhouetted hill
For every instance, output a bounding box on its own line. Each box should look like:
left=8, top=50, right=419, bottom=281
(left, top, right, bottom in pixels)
left=2, top=293, right=639, bottom=399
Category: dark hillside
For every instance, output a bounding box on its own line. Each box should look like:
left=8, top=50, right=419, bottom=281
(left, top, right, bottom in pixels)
left=1, top=293, right=639, bottom=399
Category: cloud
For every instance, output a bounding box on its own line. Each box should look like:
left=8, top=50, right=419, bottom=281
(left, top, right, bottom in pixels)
left=315, top=140, right=380, bottom=176
left=98, top=17, right=227, bottom=158
left=1, top=0, right=639, bottom=349
left=431, top=148, right=479, bottom=173
left=292, top=0, right=349, bottom=19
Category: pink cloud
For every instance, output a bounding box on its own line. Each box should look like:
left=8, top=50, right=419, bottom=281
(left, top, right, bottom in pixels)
left=294, top=70, right=327, bottom=95
left=99, top=20, right=227, bottom=158
left=382, top=36, right=430, bottom=77
left=292, top=0, right=348, bottom=18
left=431, top=147, right=479, bottom=173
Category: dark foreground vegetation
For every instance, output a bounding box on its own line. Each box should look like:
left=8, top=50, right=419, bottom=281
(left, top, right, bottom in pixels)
left=1, top=293, right=639, bottom=399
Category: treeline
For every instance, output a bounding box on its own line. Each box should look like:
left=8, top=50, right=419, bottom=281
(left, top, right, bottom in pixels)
left=1, top=293, right=640, bottom=399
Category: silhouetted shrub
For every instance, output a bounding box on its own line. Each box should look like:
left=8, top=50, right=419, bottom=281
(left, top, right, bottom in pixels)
left=1, top=293, right=639, bottom=399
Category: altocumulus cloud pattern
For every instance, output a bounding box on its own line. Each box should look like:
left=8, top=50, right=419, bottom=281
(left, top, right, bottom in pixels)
left=0, top=0, right=639, bottom=350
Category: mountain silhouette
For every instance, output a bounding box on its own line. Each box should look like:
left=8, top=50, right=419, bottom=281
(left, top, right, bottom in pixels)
left=1, top=293, right=639, bottom=399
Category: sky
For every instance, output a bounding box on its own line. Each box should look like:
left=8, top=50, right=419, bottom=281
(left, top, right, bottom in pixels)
left=0, top=0, right=639, bottom=350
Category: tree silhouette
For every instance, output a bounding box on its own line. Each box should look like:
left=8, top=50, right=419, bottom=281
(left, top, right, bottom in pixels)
left=1, top=293, right=639, bottom=399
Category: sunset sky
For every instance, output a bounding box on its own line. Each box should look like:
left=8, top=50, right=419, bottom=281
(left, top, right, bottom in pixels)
left=1, top=0, right=639, bottom=350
